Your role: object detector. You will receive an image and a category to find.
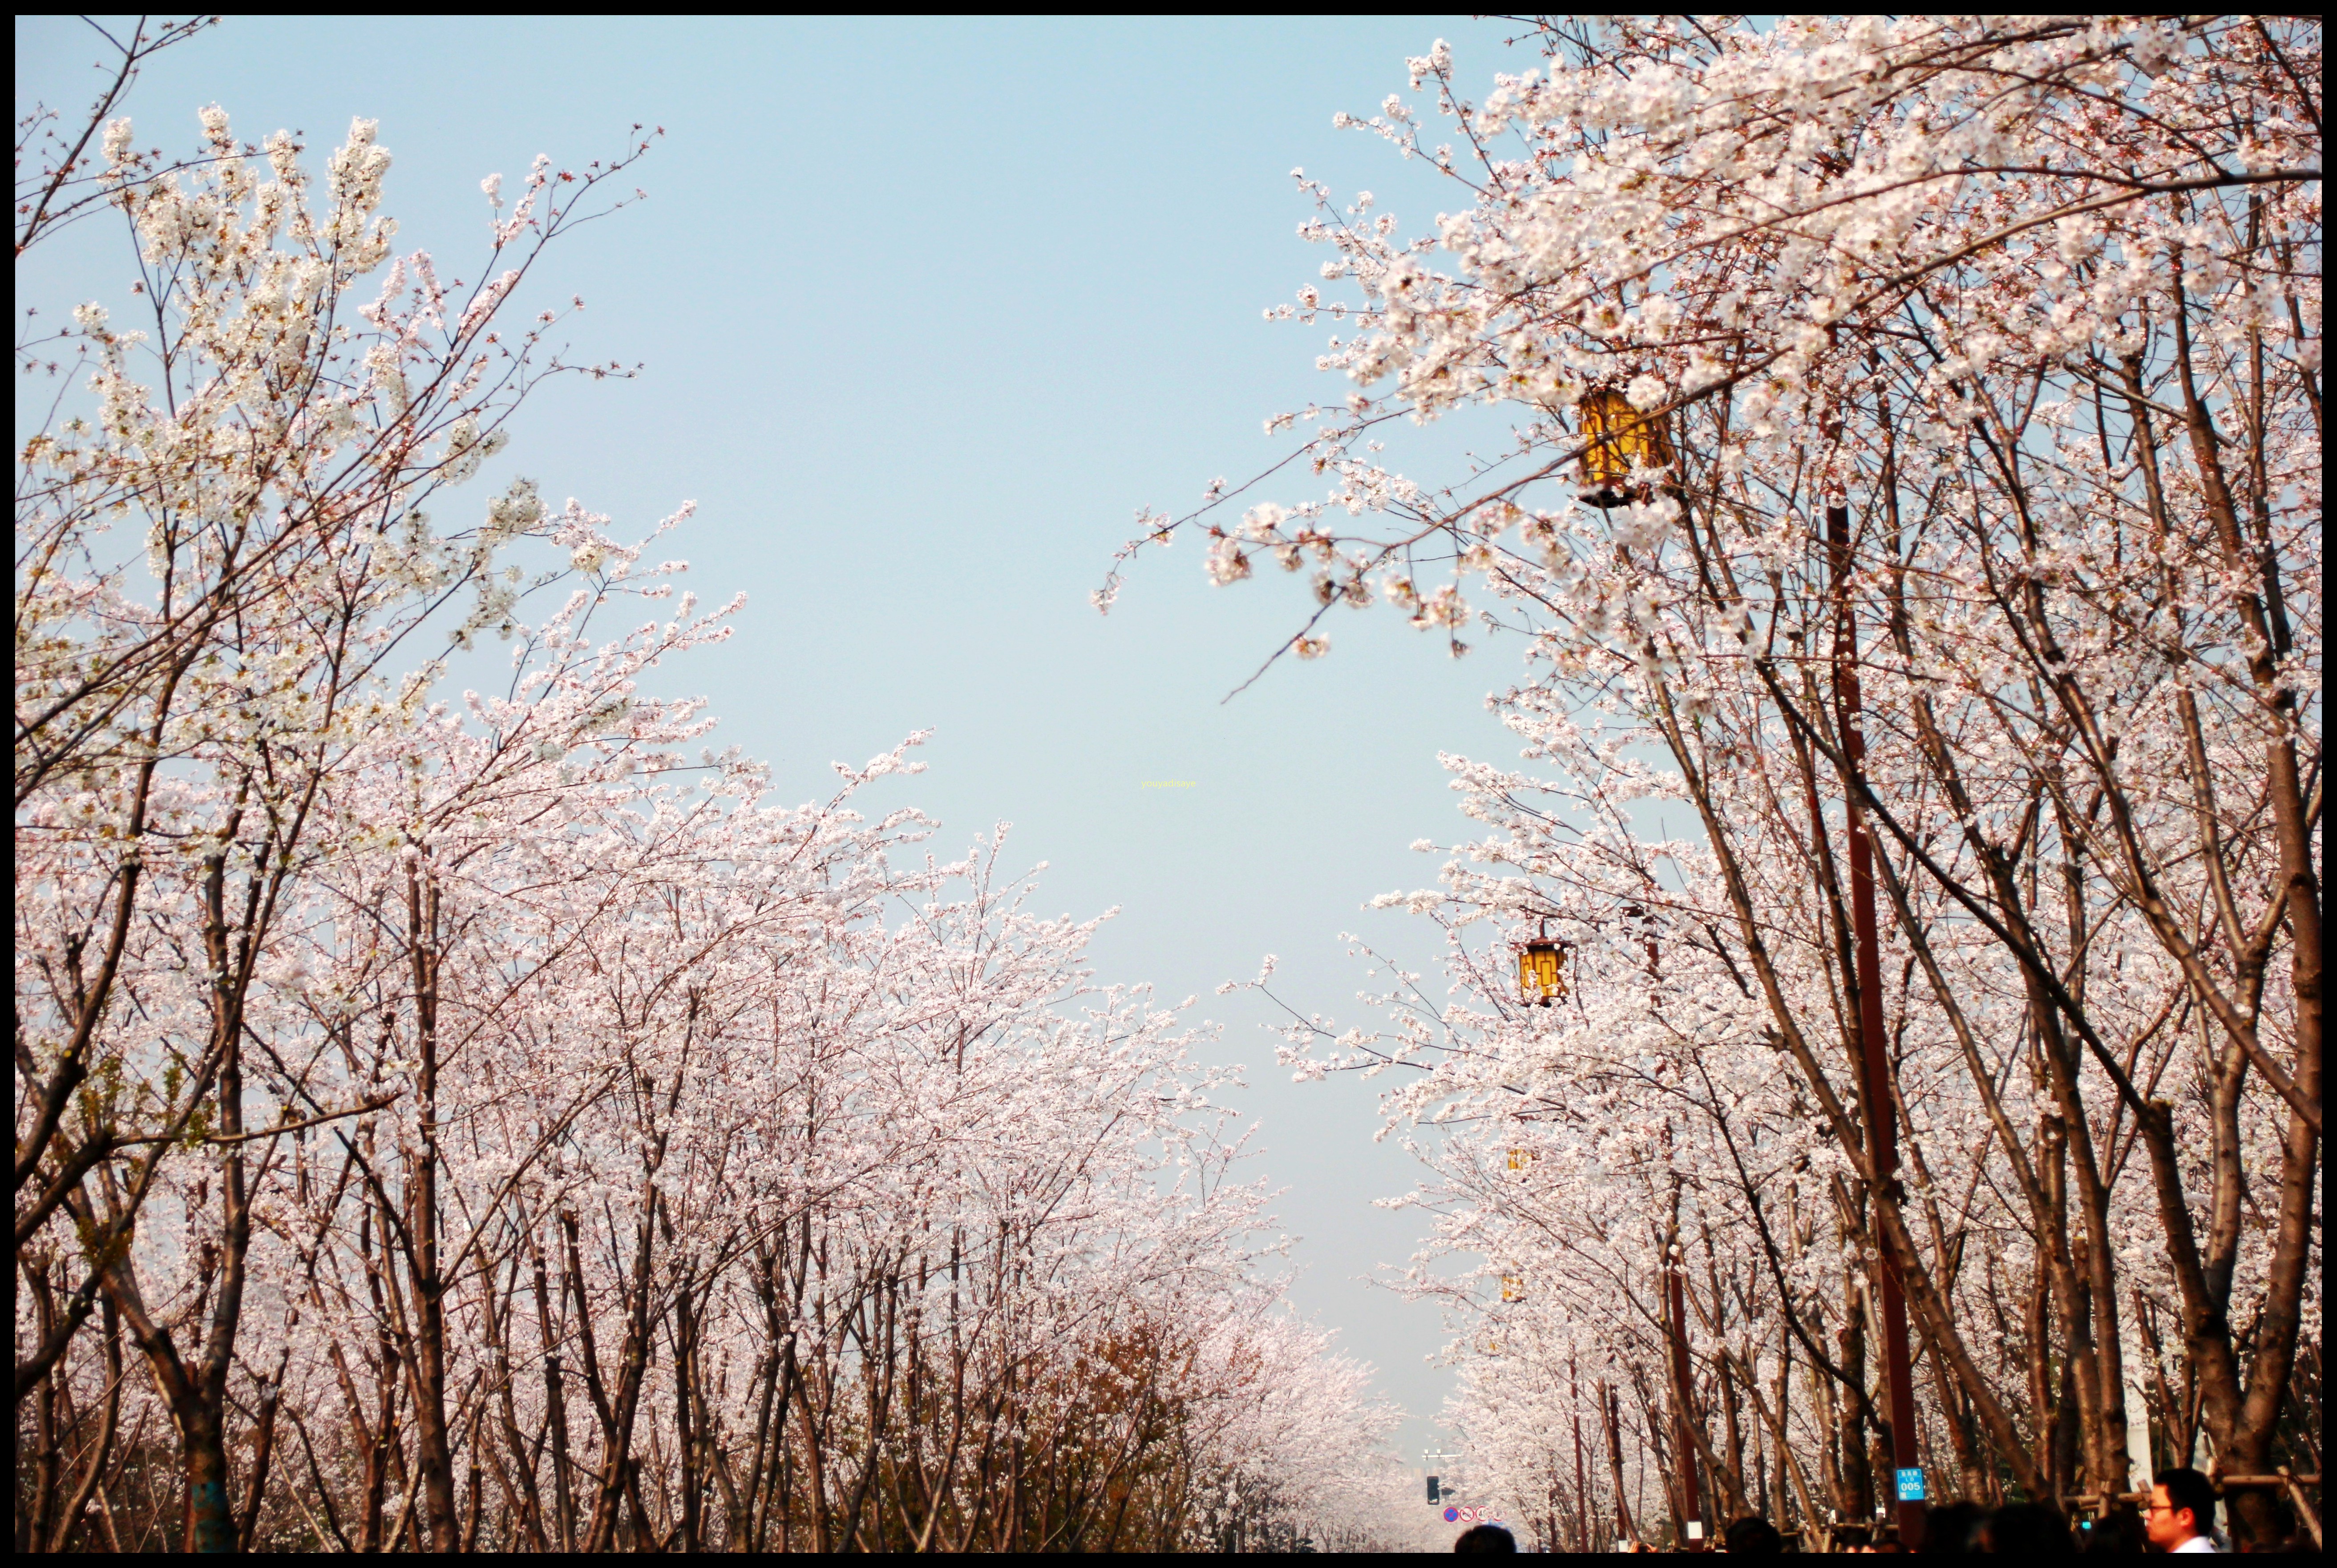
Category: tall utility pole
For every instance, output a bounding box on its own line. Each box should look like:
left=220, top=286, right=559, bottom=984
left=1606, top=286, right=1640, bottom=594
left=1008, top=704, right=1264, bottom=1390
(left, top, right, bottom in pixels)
left=1827, top=502, right=1925, bottom=1550
left=1642, top=907, right=1704, bottom=1550
left=1664, top=1220, right=1707, bottom=1549
left=1572, top=1358, right=1592, bottom=1552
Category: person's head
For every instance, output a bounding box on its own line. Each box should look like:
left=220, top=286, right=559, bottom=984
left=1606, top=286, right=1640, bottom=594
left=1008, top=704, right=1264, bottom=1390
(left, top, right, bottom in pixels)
left=2147, top=1468, right=2216, bottom=1551
left=1725, top=1515, right=1785, bottom=1554
left=1919, top=1500, right=1985, bottom=1554
left=1454, top=1521, right=1517, bottom=1553
left=2081, top=1503, right=2145, bottom=1555
left=1981, top=1501, right=2073, bottom=1553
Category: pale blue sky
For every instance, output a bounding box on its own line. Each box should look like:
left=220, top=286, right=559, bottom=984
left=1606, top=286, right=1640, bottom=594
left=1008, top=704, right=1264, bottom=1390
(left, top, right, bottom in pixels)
left=18, top=13, right=1553, bottom=1456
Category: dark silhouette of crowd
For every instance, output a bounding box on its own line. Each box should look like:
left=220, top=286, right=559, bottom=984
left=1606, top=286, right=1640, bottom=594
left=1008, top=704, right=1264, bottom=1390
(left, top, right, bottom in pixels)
left=1458, top=1468, right=2321, bottom=1553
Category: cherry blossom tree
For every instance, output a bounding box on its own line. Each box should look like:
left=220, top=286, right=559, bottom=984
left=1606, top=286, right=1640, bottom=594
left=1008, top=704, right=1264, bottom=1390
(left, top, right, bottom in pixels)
left=16, top=35, right=666, bottom=1540
left=1160, top=16, right=2319, bottom=1549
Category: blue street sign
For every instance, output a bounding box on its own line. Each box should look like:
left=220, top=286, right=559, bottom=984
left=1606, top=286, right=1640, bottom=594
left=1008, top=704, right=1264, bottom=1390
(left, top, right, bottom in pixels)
left=1896, top=1468, right=1927, bottom=1502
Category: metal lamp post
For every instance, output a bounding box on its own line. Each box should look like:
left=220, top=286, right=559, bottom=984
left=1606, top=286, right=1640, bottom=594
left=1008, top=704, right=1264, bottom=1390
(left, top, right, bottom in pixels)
left=1827, top=501, right=1925, bottom=1551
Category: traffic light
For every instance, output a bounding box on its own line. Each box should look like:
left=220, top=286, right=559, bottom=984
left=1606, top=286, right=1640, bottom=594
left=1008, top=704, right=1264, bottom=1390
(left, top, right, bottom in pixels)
left=1427, top=1475, right=1441, bottom=1503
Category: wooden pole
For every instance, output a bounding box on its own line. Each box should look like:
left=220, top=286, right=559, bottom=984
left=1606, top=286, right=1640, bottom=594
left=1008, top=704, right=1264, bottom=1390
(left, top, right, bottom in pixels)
left=1828, top=501, right=1925, bottom=1549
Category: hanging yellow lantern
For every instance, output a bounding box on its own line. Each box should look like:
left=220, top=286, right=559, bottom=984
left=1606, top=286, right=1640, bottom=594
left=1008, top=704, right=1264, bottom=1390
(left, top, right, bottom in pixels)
left=1501, top=1274, right=1525, bottom=1303
left=1518, top=938, right=1567, bottom=1007
left=1507, top=1148, right=1533, bottom=1172
left=1577, top=384, right=1676, bottom=509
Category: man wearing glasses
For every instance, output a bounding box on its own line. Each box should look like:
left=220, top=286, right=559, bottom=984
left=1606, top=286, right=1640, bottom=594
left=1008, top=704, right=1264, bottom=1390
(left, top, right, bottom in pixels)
left=2145, top=1468, right=2222, bottom=1554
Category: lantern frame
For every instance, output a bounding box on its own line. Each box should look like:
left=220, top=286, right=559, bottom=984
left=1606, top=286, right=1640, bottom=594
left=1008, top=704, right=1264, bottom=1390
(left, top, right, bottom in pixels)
left=1576, top=383, right=1676, bottom=509
left=1517, top=930, right=1570, bottom=1008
